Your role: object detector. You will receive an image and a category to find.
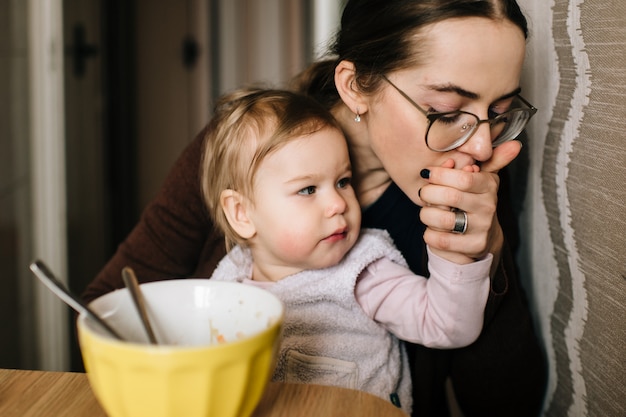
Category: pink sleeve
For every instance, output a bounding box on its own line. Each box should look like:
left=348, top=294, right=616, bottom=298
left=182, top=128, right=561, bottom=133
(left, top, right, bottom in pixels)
left=355, top=247, right=492, bottom=348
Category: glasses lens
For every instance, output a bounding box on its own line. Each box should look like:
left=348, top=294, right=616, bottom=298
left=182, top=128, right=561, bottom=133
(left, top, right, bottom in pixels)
left=427, top=112, right=479, bottom=152
left=427, top=108, right=533, bottom=151
left=491, top=109, right=532, bottom=146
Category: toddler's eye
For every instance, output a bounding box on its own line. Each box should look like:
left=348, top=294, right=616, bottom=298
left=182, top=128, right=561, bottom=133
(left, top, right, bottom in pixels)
left=298, top=186, right=316, bottom=195
left=337, top=177, right=351, bottom=189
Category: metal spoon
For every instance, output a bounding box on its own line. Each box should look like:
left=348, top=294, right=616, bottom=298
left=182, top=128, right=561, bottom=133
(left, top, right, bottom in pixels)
left=121, top=266, right=158, bottom=345
left=29, top=260, right=124, bottom=340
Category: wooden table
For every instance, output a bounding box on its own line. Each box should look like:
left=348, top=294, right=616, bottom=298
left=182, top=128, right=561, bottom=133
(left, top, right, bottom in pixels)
left=0, top=368, right=407, bottom=417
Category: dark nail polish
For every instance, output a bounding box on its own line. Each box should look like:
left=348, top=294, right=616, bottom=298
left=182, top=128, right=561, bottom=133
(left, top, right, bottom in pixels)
left=390, top=392, right=401, bottom=408
left=420, top=169, right=430, bottom=179
left=418, top=188, right=422, bottom=198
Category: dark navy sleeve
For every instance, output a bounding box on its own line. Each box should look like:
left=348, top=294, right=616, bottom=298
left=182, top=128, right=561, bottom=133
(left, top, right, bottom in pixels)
left=361, top=182, right=427, bottom=276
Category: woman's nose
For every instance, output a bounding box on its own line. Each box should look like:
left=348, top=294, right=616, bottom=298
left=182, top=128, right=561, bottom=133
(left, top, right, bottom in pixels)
left=457, top=122, right=494, bottom=162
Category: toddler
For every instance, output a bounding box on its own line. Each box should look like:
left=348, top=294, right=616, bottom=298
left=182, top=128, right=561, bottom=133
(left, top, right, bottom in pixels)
left=201, top=88, right=492, bottom=414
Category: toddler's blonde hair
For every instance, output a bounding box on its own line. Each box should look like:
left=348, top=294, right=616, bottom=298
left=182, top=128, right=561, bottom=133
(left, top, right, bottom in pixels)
left=200, top=88, right=342, bottom=249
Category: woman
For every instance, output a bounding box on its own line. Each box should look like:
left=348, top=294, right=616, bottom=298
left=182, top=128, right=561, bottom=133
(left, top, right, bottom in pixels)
left=84, top=1, right=547, bottom=416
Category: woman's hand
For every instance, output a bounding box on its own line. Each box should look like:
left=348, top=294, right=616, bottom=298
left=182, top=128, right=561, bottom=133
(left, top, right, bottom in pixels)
left=419, top=141, right=522, bottom=266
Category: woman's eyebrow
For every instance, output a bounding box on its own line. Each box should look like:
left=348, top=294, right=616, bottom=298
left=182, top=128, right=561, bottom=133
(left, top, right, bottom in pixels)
left=426, top=84, right=522, bottom=101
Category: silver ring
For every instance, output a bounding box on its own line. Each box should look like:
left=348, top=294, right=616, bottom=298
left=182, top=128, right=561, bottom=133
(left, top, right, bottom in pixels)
left=452, top=210, right=468, bottom=234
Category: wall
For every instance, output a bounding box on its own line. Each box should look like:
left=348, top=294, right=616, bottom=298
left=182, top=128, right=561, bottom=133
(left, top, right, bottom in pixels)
left=135, top=0, right=211, bottom=210
left=518, top=1, right=626, bottom=416
left=0, top=0, right=37, bottom=369
left=134, top=0, right=313, bottom=211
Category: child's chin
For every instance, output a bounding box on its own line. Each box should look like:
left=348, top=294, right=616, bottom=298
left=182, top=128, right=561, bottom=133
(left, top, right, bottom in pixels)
left=319, top=248, right=351, bottom=269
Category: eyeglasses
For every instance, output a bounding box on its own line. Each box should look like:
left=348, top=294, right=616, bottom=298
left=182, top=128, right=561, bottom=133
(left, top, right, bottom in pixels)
left=381, top=75, right=537, bottom=152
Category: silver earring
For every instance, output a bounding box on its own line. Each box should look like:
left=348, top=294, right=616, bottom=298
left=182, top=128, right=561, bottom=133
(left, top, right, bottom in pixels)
left=354, top=108, right=361, bottom=123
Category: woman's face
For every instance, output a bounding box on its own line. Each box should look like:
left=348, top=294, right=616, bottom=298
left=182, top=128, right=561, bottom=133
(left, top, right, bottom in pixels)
left=363, top=17, right=527, bottom=205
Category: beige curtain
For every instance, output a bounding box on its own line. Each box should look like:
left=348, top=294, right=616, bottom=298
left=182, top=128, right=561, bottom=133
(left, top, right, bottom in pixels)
left=518, top=1, right=626, bottom=415
left=213, top=0, right=309, bottom=95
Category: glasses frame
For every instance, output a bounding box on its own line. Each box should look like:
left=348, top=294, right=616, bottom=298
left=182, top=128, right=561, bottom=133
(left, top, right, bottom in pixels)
left=381, top=75, right=537, bottom=152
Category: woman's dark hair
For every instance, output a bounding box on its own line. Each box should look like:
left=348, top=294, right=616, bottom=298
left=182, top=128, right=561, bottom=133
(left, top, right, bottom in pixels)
left=292, top=0, right=529, bottom=109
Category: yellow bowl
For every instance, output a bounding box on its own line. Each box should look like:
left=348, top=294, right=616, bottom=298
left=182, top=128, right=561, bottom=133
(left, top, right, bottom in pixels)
left=77, top=279, right=284, bottom=417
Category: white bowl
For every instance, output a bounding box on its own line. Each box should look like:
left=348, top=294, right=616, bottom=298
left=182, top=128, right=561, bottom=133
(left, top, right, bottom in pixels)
left=86, top=279, right=283, bottom=346
left=78, top=279, right=284, bottom=417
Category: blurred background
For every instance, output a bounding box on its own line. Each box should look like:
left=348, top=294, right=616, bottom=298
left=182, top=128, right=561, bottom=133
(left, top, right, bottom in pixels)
left=1, top=0, right=345, bottom=372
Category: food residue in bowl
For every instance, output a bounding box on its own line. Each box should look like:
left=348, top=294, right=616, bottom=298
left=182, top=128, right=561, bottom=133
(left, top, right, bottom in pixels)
left=208, top=319, right=248, bottom=344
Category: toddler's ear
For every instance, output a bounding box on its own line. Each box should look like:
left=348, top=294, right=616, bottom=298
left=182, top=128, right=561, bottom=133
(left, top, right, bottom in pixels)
left=220, top=189, right=256, bottom=239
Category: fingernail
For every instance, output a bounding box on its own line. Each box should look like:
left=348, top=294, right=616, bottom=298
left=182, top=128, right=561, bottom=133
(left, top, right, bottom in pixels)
left=420, top=169, right=430, bottom=179
left=418, top=188, right=422, bottom=198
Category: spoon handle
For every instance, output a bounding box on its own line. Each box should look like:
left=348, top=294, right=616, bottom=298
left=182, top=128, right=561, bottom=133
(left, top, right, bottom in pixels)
left=122, top=267, right=158, bottom=345
left=30, top=260, right=124, bottom=340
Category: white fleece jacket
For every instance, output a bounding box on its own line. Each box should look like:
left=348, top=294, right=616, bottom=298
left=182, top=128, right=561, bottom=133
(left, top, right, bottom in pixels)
left=210, top=228, right=492, bottom=415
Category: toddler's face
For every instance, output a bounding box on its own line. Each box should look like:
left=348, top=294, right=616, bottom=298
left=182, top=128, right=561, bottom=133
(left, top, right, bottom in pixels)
left=246, top=126, right=361, bottom=281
